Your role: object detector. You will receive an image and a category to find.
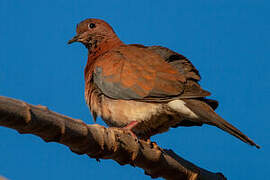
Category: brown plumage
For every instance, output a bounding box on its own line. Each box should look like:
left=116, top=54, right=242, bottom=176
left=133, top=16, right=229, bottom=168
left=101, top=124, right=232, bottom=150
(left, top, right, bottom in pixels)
left=68, top=18, right=260, bottom=148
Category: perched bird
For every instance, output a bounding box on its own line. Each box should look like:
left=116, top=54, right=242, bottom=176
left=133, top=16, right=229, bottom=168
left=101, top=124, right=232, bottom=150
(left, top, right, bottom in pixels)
left=68, top=18, right=260, bottom=148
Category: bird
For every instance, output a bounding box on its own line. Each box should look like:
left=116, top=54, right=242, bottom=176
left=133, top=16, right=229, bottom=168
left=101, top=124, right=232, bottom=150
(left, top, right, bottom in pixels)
left=68, top=18, right=260, bottom=149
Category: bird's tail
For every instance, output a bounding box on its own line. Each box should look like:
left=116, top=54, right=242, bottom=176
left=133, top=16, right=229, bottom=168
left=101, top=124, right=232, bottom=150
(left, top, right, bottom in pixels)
left=184, top=99, right=260, bottom=149
left=206, top=112, right=260, bottom=149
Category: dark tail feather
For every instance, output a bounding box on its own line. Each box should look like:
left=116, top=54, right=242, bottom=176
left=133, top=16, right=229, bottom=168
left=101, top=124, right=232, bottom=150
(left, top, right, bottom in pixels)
left=206, top=113, right=260, bottom=149
left=184, top=99, right=260, bottom=149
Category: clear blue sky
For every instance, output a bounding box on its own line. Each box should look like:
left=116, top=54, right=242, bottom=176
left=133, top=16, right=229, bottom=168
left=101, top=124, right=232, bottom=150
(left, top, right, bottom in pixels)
left=0, top=0, right=269, bottom=179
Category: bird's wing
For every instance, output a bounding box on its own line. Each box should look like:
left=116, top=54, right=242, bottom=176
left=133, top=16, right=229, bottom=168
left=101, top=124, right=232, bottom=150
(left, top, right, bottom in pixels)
left=145, top=45, right=201, bottom=81
left=93, top=45, right=210, bottom=101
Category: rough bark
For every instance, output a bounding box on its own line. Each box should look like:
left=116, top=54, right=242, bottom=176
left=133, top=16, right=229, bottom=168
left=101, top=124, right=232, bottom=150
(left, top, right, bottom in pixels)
left=0, top=96, right=226, bottom=180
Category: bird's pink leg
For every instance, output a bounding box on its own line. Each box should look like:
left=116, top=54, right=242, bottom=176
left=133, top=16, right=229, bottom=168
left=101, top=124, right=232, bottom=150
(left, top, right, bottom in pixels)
left=123, top=121, right=138, bottom=130
left=122, top=121, right=138, bottom=138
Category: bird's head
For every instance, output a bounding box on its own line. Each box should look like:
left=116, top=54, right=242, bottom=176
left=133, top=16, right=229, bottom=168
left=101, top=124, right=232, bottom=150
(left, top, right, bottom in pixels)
left=68, top=18, right=120, bottom=50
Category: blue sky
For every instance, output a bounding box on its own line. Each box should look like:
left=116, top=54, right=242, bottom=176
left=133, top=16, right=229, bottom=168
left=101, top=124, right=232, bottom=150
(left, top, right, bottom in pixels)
left=0, top=0, right=269, bottom=179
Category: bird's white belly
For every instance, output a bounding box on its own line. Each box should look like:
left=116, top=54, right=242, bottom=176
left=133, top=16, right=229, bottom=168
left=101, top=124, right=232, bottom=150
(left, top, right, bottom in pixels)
left=89, top=95, right=199, bottom=138
left=100, top=97, right=163, bottom=127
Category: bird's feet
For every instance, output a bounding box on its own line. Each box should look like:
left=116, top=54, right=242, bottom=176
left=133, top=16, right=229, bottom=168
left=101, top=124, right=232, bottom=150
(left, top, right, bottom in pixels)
left=146, top=138, right=159, bottom=149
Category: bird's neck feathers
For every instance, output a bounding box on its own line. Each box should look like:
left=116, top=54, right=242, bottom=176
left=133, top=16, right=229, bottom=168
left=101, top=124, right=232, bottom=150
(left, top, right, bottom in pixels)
left=84, top=34, right=124, bottom=81
left=87, top=33, right=123, bottom=59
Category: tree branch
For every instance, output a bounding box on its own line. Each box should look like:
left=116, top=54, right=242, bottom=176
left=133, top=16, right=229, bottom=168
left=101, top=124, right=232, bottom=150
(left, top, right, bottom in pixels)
left=0, top=176, right=8, bottom=180
left=0, top=96, right=226, bottom=180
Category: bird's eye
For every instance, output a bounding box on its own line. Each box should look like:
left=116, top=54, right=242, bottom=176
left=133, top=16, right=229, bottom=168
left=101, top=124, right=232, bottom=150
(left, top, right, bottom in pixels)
left=88, top=23, right=96, bottom=29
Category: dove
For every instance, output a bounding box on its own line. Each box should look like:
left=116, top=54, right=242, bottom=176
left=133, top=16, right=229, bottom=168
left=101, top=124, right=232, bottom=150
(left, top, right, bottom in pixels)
left=68, top=18, right=260, bottom=148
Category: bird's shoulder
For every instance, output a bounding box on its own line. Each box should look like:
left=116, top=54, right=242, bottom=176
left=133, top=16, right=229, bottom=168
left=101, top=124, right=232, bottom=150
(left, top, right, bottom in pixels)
left=129, top=44, right=201, bottom=81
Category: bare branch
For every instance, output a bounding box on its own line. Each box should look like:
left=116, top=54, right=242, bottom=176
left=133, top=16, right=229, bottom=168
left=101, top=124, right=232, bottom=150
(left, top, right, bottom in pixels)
left=0, top=96, right=226, bottom=180
left=0, top=176, right=8, bottom=180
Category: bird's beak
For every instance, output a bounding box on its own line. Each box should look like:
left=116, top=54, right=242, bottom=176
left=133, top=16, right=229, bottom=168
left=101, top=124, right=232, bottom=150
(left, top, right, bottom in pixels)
left=68, top=34, right=81, bottom=44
